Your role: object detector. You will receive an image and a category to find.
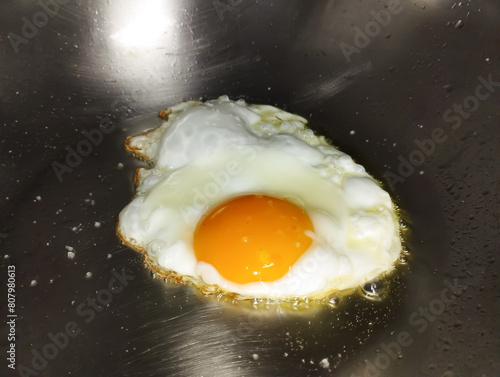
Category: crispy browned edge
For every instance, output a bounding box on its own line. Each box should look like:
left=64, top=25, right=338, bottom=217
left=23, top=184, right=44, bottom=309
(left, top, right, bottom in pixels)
left=116, top=225, right=183, bottom=282
left=123, top=108, right=172, bottom=162
left=158, top=108, right=172, bottom=120
left=118, top=107, right=170, bottom=253
left=115, top=220, right=243, bottom=299
left=118, top=106, right=203, bottom=286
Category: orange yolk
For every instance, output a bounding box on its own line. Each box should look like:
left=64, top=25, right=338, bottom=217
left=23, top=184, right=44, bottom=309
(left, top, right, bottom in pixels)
left=193, top=195, right=314, bottom=285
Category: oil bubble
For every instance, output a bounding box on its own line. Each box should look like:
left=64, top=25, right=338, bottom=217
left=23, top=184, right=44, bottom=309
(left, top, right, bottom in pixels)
left=361, top=279, right=386, bottom=301
left=326, top=294, right=339, bottom=307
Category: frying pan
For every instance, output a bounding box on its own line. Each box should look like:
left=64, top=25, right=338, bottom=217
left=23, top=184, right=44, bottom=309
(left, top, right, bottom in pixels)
left=1, top=0, right=499, bottom=376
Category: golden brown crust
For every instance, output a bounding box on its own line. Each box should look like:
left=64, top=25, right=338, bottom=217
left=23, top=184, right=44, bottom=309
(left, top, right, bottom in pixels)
left=115, top=220, right=144, bottom=255
left=158, top=108, right=172, bottom=120
left=117, top=215, right=248, bottom=298
left=117, top=223, right=193, bottom=284
left=123, top=109, right=172, bottom=162
left=124, top=134, right=153, bottom=163
left=143, top=254, right=188, bottom=284
left=133, top=168, right=142, bottom=187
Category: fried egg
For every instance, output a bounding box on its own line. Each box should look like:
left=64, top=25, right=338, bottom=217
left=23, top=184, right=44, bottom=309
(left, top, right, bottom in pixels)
left=117, top=96, right=402, bottom=301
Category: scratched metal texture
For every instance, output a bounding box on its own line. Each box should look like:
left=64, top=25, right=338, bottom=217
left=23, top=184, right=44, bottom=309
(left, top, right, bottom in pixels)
left=1, top=1, right=499, bottom=376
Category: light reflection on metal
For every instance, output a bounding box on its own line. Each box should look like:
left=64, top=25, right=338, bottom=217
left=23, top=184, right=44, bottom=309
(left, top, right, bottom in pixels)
left=110, top=0, right=175, bottom=49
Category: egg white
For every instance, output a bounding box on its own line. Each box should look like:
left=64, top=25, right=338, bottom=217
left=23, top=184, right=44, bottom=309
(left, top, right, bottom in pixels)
left=117, top=96, right=401, bottom=300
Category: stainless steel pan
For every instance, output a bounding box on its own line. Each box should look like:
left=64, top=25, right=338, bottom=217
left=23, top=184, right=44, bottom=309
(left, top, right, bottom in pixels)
left=1, top=0, right=499, bottom=376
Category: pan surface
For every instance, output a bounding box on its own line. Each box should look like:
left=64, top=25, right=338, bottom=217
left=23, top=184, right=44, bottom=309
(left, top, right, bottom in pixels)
left=1, top=0, right=499, bottom=376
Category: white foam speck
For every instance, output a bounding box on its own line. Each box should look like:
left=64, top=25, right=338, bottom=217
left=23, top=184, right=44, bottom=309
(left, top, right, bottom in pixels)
left=65, top=246, right=75, bottom=259
left=319, top=358, right=329, bottom=369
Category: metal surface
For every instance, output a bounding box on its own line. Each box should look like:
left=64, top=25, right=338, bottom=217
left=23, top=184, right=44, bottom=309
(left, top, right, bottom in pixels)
left=1, top=0, right=499, bottom=376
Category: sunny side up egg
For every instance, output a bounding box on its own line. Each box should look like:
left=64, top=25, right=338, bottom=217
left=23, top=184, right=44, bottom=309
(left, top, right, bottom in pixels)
left=117, top=96, right=402, bottom=301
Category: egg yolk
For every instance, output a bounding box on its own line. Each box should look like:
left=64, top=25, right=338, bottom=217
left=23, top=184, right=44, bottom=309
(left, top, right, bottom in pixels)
left=193, top=195, right=314, bottom=285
